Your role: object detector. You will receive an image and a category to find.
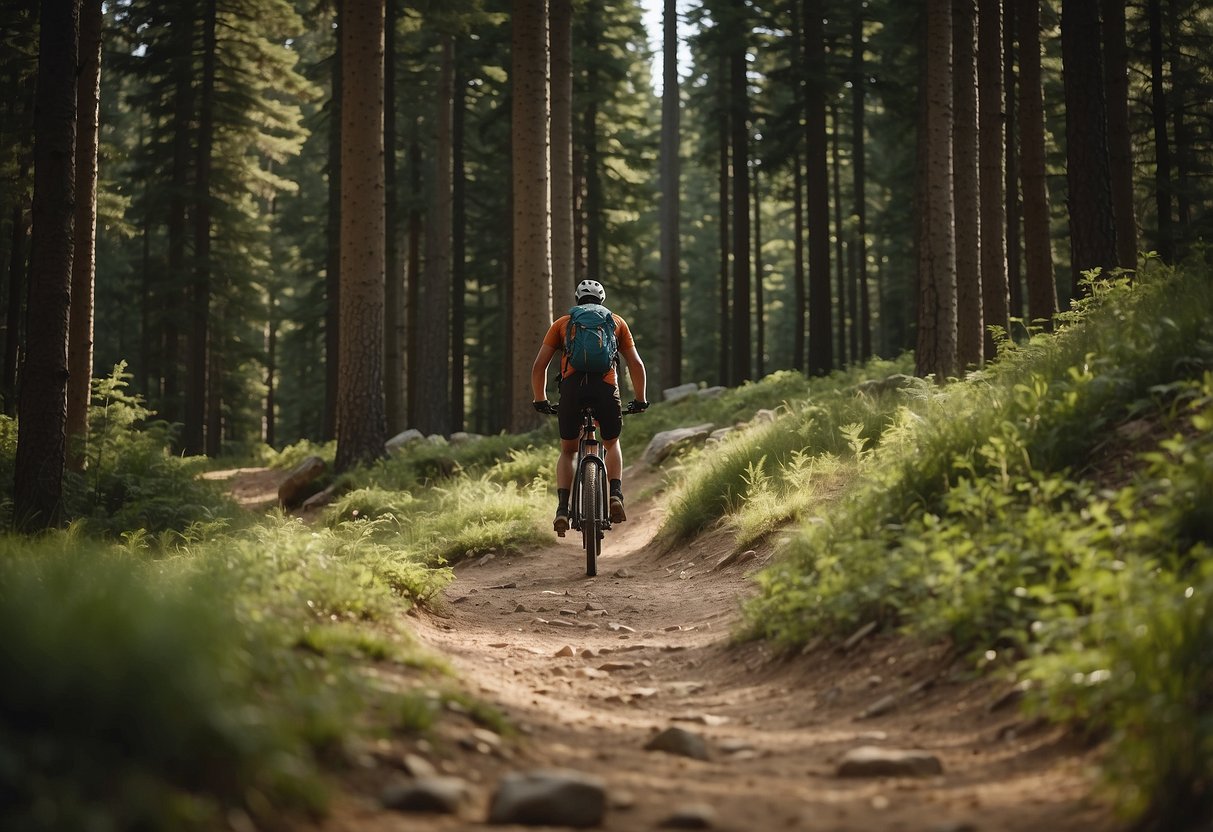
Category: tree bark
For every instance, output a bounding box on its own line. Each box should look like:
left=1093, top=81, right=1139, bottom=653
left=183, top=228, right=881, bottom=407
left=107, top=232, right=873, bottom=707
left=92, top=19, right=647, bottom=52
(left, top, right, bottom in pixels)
left=384, top=0, right=400, bottom=432
left=753, top=161, right=764, bottom=378
left=551, top=0, right=574, bottom=319
left=1167, top=4, right=1190, bottom=252
left=334, top=0, right=388, bottom=472
left=717, top=50, right=730, bottom=387
left=1101, top=0, right=1136, bottom=273
left=793, top=150, right=805, bottom=371
left=915, top=0, right=958, bottom=381
left=954, top=0, right=983, bottom=369
left=191, top=0, right=217, bottom=456
left=804, top=0, right=832, bottom=377
left=509, top=0, right=552, bottom=432
left=66, top=0, right=101, bottom=469
left=451, top=46, right=467, bottom=432
left=405, top=121, right=421, bottom=426
left=978, top=0, right=1009, bottom=358
left=1147, top=0, right=1171, bottom=262
left=14, top=0, right=79, bottom=531
left=659, top=0, right=681, bottom=388
left=851, top=7, right=870, bottom=361
left=163, top=2, right=194, bottom=429
left=1062, top=0, right=1118, bottom=296
left=1005, top=0, right=1023, bottom=324
left=729, top=9, right=751, bottom=387
left=1017, top=0, right=1056, bottom=328
left=415, top=35, right=453, bottom=436
left=324, top=3, right=341, bottom=441
left=831, top=97, right=846, bottom=368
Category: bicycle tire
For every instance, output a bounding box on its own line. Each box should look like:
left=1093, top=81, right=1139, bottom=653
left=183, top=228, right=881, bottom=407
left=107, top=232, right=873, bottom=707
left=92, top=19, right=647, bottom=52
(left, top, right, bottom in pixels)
left=581, top=461, right=601, bottom=576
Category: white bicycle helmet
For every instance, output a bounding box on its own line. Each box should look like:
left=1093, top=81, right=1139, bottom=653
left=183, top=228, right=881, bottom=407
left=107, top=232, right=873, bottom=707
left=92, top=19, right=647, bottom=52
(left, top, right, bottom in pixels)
left=575, top=279, right=606, bottom=304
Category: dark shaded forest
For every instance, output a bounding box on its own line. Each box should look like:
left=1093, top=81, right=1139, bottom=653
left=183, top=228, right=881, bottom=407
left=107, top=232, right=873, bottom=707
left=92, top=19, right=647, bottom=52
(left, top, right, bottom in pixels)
left=1, top=0, right=1211, bottom=510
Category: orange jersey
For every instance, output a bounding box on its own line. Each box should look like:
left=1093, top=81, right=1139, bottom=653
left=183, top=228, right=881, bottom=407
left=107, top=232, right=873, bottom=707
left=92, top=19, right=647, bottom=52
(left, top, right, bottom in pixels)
left=543, top=313, right=635, bottom=385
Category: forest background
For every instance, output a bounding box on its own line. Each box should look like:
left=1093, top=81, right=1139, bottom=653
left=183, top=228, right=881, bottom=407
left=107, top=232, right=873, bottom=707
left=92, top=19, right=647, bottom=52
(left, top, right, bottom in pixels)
left=0, top=0, right=1210, bottom=511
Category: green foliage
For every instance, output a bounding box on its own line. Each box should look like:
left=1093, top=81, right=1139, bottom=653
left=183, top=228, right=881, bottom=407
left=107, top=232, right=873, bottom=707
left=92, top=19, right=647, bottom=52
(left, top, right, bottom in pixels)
left=327, top=476, right=551, bottom=566
left=66, top=364, right=240, bottom=536
left=0, top=540, right=331, bottom=831
left=744, top=267, right=1213, bottom=829
left=659, top=356, right=916, bottom=541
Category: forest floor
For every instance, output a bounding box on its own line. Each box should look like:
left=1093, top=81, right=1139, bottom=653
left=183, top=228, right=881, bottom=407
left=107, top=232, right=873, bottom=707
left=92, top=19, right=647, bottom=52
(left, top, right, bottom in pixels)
left=216, top=464, right=1121, bottom=832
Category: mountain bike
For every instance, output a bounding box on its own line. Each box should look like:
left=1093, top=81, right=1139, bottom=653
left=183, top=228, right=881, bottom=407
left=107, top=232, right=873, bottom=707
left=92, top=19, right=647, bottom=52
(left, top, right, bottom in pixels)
left=547, top=402, right=642, bottom=577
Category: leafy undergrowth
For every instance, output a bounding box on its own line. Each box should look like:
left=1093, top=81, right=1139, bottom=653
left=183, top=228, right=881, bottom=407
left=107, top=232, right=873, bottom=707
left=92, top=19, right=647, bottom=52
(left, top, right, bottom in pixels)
left=742, top=262, right=1213, bottom=830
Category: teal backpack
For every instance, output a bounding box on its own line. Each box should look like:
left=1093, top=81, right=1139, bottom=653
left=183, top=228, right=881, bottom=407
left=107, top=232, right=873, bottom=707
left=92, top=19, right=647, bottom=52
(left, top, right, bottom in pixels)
left=564, top=303, right=618, bottom=373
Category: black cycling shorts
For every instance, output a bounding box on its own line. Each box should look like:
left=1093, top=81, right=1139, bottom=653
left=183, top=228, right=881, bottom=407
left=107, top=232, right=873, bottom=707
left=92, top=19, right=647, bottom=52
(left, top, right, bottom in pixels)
left=558, top=373, right=622, bottom=441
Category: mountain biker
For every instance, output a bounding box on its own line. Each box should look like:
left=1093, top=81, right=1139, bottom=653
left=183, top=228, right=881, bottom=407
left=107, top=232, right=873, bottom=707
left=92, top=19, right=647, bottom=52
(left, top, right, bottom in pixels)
left=530, top=279, right=648, bottom=535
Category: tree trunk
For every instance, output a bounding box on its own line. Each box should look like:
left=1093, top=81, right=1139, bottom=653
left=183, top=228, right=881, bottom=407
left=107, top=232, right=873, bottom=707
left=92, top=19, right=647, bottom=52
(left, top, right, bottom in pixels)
left=334, top=0, right=387, bottom=472
left=1101, top=0, right=1135, bottom=273
left=954, top=0, right=983, bottom=369
left=14, top=0, right=79, bottom=531
left=659, top=0, right=681, bottom=389
left=804, top=0, right=832, bottom=377
left=384, top=0, right=400, bottom=433
left=717, top=50, right=730, bottom=387
left=1005, top=0, right=1023, bottom=325
left=1062, top=0, right=1118, bottom=296
left=415, top=35, right=453, bottom=436
left=65, top=0, right=101, bottom=470
left=163, top=2, right=194, bottom=429
left=830, top=97, right=846, bottom=368
left=793, top=151, right=806, bottom=371
left=451, top=46, right=466, bottom=433
left=551, top=0, right=574, bottom=319
left=978, top=0, right=1009, bottom=358
left=753, top=162, right=764, bottom=378
left=5, top=153, right=31, bottom=415
left=324, top=3, right=341, bottom=441
left=509, top=0, right=552, bottom=433
left=1017, top=0, right=1056, bottom=328
left=729, top=11, right=751, bottom=387
left=191, top=0, right=217, bottom=457
left=265, top=292, right=276, bottom=447
left=851, top=7, right=870, bottom=361
left=405, top=121, right=421, bottom=425
left=1147, top=0, right=1171, bottom=263
left=915, top=0, right=957, bottom=381
left=1168, top=5, right=1190, bottom=252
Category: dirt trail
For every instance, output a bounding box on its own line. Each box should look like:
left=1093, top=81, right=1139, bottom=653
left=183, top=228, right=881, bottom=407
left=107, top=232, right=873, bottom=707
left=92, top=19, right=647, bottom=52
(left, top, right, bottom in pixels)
left=301, top=464, right=1118, bottom=832
left=212, top=466, right=1115, bottom=830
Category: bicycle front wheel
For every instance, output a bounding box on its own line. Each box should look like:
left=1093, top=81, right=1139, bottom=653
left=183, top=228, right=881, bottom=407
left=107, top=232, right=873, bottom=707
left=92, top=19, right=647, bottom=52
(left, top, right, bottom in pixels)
left=581, top=462, right=601, bottom=577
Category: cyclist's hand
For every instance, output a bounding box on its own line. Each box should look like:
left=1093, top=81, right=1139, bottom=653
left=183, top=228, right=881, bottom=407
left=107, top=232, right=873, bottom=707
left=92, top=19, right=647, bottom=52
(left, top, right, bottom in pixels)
left=533, top=399, right=558, bottom=415
left=627, top=399, right=649, bottom=413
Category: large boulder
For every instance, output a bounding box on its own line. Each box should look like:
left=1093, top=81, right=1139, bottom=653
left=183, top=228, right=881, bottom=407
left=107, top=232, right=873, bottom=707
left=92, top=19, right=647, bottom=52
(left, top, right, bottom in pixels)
left=663, top=382, right=701, bottom=404
left=386, top=428, right=425, bottom=454
left=643, top=423, right=715, bottom=467
left=277, top=455, right=326, bottom=509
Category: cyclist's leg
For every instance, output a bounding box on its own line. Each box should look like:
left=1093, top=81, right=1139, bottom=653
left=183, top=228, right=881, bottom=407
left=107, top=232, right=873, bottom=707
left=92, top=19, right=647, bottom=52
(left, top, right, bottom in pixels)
left=554, top=376, right=582, bottom=533
left=590, top=378, right=626, bottom=522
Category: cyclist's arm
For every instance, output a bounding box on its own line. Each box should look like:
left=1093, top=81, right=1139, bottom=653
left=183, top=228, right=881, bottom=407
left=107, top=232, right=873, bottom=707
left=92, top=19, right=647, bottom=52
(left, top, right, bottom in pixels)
left=620, top=344, right=647, bottom=403
left=531, top=343, right=558, bottom=401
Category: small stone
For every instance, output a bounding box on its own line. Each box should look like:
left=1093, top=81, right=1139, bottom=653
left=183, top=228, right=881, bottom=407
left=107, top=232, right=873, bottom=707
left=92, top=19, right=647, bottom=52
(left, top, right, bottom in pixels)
left=608, top=622, right=636, bottom=633
left=644, top=726, right=711, bottom=761
left=487, top=768, right=606, bottom=828
left=658, top=803, right=718, bottom=829
left=401, top=753, right=437, bottom=778
left=580, top=648, right=597, bottom=658
left=598, top=661, right=637, bottom=672
left=836, top=746, right=944, bottom=778
left=514, top=603, right=531, bottom=613
left=381, top=776, right=470, bottom=814
left=859, top=694, right=899, bottom=719
left=554, top=645, right=575, bottom=658
left=613, top=568, right=633, bottom=578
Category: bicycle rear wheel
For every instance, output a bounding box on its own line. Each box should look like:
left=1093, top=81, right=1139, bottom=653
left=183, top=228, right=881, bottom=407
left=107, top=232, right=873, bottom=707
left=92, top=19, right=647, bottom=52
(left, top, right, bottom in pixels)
left=581, top=462, right=601, bottom=576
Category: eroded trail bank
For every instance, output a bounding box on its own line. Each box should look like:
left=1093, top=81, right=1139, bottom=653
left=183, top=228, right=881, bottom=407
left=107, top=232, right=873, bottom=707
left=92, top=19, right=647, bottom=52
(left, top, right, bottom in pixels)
left=313, top=478, right=1117, bottom=832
